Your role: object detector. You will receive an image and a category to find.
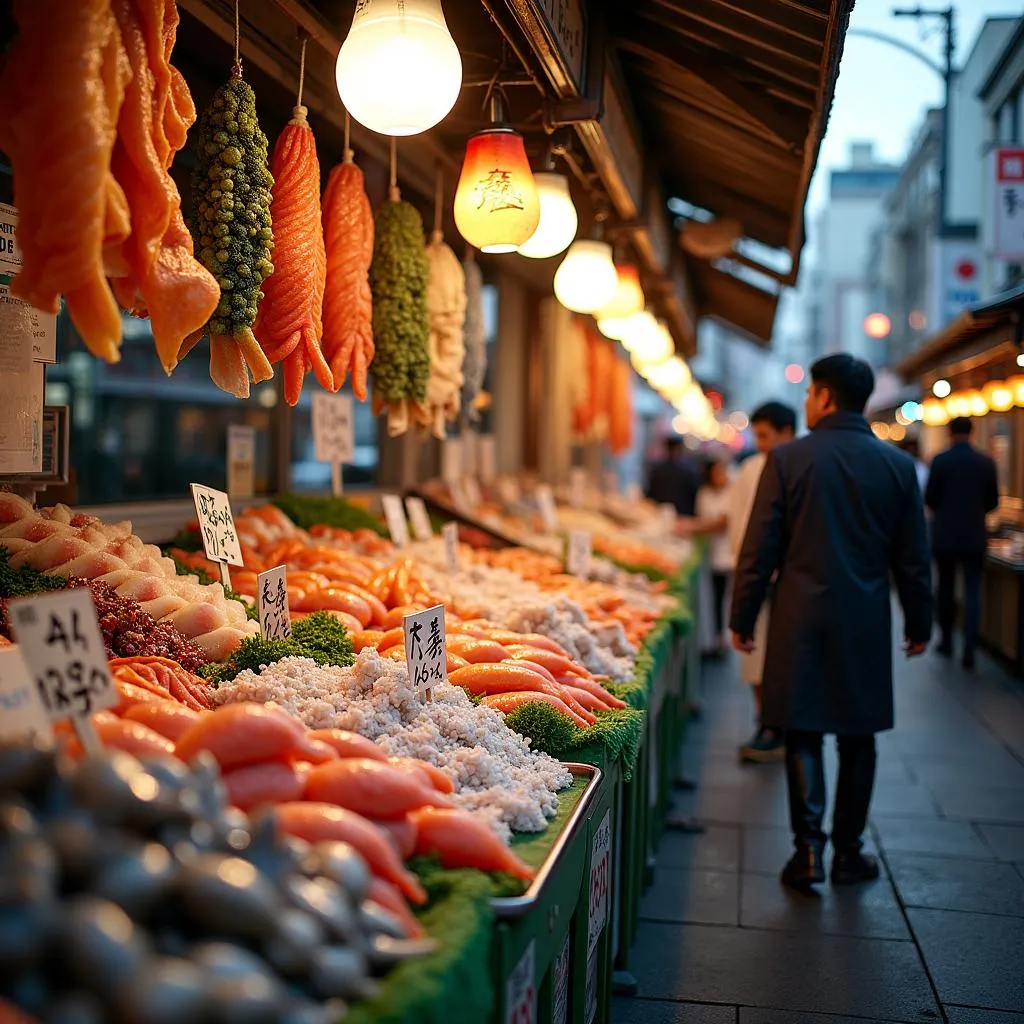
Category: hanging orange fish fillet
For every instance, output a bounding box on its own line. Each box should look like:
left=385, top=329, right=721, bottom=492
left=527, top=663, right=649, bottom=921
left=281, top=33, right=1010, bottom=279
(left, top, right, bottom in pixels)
left=0, top=0, right=131, bottom=363
left=608, top=354, right=633, bottom=455
left=322, top=152, right=375, bottom=401
left=107, top=0, right=218, bottom=372
left=256, top=103, right=332, bottom=406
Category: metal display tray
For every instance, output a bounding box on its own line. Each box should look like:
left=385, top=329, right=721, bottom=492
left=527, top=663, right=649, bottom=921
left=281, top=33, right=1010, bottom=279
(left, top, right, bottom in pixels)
left=491, top=762, right=603, bottom=918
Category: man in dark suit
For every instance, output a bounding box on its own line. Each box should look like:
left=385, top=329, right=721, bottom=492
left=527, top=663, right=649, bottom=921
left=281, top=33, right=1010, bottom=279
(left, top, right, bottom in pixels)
left=731, top=354, right=932, bottom=892
left=645, top=436, right=700, bottom=516
left=925, top=417, right=999, bottom=670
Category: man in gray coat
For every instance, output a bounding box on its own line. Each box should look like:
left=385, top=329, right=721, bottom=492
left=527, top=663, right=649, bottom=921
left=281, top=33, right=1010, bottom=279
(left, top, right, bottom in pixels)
left=730, top=354, right=933, bottom=891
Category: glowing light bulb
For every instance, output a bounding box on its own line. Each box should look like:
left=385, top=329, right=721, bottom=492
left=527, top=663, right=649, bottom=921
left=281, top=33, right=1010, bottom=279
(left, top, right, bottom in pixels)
left=553, top=240, right=618, bottom=313
left=517, top=173, right=577, bottom=259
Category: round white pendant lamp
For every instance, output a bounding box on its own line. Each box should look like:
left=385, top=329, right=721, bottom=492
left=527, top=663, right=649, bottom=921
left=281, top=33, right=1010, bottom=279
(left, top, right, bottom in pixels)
left=336, top=0, right=463, bottom=137
left=517, top=173, right=578, bottom=259
left=553, top=240, right=618, bottom=313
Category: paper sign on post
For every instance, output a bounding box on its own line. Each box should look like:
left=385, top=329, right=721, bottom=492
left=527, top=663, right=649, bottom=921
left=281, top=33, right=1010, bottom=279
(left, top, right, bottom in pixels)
left=570, top=468, right=587, bottom=509
left=313, top=393, right=354, bottom=496
left=257, top=565, right=291, bottom=641
left=464, top=477, right=483, bottom=509
left=536, top=485, right=558, bottom=534
left=443, top=522, right=460, bottom=575
left=381, top=494, right=410, bottom=547
left=191, top=484, right=243, bottom=586
left=404, top=604, right=447, bottom=700
left=0, top=646, right=52, bottom=742
left=405, top=497, right=434, bottom=542
left=227, top=424, right=256, bottom=500
left=9, top=589, right=117, bottom=754
left=567, top=530, right=592, bottom=577
left=478, top=435, right=496, bottom=483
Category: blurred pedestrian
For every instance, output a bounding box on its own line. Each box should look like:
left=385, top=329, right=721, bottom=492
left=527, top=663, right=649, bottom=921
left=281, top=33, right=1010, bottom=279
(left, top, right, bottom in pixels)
left=731, top=354, right=932, bottom=891
left=693, top=458, right=733, bottom=657
left=925, top=416, right=999, bottom=670
left=900, top=437, right=929, bottom=496
left=645, top=435, right=701, bottom=517
left=728, top=401, right=797, bottom=763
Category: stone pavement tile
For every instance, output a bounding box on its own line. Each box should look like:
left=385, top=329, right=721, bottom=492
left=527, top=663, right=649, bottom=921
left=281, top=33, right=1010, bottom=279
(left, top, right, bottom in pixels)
left=740, top=1010, right=917, bottom=1024
left=613, top=997, right=736, bottom=1023
left=867, top=782, right=942, bottom=819
left=655, top=825, right=741, bottom=874
left=944, top=1009, right=1024, bottom=1024
left=630, top=921, right=939, bottom=1022
left=742, top=825, right=884, bottom=878
left=640, top=867, right=739, bottom=926
left=907, top=908, right=1024, bottom=1011
left=872, top=818, right=994, bottom=859
left=739, top=871, right=909, bottom=939
left=928, top=785, right=1024, bottom=824
left=887, top=854, right=1024, bottom=917
left=976, top=824, right=1024, bottom=862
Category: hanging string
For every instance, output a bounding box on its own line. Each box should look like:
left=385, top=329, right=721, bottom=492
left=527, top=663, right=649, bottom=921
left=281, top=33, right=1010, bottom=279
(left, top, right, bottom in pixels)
left=433, top=168, right=443, bottom=236
left=296, top=34, right=308, bottom=107
left=232, top=0, right=242, bottom=76
left=389, top=138, right=399, bottom=202
left=343, top=111, right=352, bottom=163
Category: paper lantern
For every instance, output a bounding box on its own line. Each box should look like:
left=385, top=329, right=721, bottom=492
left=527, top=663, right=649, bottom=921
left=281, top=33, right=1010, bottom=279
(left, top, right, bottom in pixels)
left=553, top=240, right=618, bottom=313
left=618, top=310, right=658, bottom=354
left=517, top=172, right=577, bottom=259
left=963, top=389, right=988, bottom=417
left=630, top=320, right=673, bottom=367
left=983, top=380, right=1014, bottom=413
left=1010, top=375, right=1024, bottom=406
left=944, top=392, right=971, bottom=419
left=336, top=0, right=462, bottom=137
left=919, top=398, right=949, bottom=427
left=454, top=128, right=540, bottom=254
left=597, top=265, right=644, bottom=321
left=646, top=356, right=691, bottom=399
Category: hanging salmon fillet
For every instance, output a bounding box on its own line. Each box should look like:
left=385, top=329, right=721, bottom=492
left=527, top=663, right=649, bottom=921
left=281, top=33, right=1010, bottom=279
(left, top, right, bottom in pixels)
left=256, top=100, right=332, bottom=406
left=322, top=150, right=375, bottom=401
left=608, top=354, right=633, bottom=455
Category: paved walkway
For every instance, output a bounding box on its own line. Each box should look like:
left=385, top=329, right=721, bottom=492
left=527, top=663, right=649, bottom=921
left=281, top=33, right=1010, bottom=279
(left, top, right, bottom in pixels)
left=614, top=646, right=1024, bottom=1023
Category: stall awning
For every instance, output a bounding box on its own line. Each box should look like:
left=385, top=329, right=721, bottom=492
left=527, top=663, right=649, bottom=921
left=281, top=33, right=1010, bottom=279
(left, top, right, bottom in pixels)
left=896, top=284, right=1024, bottom=381
left=611, top=0, right=854, bottom=285
left=688, top=261, right=780, bottom=346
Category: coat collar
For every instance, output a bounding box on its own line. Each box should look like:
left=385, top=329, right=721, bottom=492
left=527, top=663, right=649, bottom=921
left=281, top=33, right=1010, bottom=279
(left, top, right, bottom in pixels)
left=811, top=411, right=871, bottom=434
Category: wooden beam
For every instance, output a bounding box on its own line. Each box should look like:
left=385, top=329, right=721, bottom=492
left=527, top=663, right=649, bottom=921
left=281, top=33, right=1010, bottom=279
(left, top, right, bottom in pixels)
left=701, top=0, right=827, bottom=44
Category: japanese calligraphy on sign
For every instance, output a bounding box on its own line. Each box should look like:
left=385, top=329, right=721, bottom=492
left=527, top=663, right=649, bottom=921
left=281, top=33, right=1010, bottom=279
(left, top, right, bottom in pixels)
left=257, top=565, right=291, bottom=641
left=992, top=148, right=1024, bottom=261
left=312, top=393, right=354, bottom=465
left=9, top=589, right=116, bottom=751
left=404, top=604, right=447, bottom=700
left=0, top=646, right=51, bottom=742
left=190, top=484, right=243, bottom=567
left=381, top=494, right=410, bottom=547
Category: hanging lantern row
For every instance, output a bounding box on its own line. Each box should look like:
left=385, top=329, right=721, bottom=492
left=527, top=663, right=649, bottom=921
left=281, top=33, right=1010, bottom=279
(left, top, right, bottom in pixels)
left=919, top=376, right=1024, bottom=426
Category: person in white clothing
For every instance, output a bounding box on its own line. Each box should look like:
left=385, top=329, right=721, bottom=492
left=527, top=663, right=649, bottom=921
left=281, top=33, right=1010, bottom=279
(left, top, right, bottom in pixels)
left=730, top=401, right=797, bottom=763
left=694, top=459, right=734, bottom=657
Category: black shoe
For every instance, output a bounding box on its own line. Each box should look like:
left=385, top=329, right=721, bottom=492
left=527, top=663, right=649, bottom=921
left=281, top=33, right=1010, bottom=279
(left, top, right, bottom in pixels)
left=781, top=846, right=826, bottom=891
left=831, top=850, right=880, bottom=885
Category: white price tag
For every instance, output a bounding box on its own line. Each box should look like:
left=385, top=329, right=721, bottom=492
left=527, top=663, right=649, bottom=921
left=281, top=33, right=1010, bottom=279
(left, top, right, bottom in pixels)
left=312, top=393, right=354, bottom=465
left=552, top=935, right=570, bottom=1024
left=0, top=646, right=52, bottom=742
left=443, top=522, right=460, bottom=575
left=567, top=530, right=592, bottom=577
left=441, top=438, right=463, bottom=484
left=227, top=424, right=256, bottom=500
left=536, top=485, right=558, bottom=534
left=8, top=589, right=117, bottom=752
left=257, top=565, right=291, bottom=641
left=587, top=809, right=612, bottom=959
left=381, top=494, right=410, bottom=547
left=464, top=477, right=483, bottom=509
left=478, top=435, right=497, bottom=483
left=0, top=203, right=23, bottom=275
left=504, top=940, right=536, bottom=1024
left=405, top=497, right=434, bottom=542
left=570, top=468, right=587, bottom=509
left=190, top=484, right=243, bottom=580
left=404, top=604, right=447, bottom=700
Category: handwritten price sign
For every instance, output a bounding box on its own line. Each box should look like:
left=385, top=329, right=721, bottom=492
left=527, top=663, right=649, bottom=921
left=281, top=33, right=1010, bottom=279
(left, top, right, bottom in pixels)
left=587, top=809, right=612, bottom=959
left=0, top=646, right=51, bottom=742
left=505, top=940, right=536, bottom=1024
left=404, top=604, right=447, bottom=700
left=257, top=565, right=291, bottom=641
left=312, top=393, right=354, bottom=464
left=190, top=485, right=243, bottom=568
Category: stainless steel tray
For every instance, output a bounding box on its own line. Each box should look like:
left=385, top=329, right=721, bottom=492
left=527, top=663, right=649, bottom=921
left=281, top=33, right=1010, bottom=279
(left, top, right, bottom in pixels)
left=491, top=762, right=603, bottom=918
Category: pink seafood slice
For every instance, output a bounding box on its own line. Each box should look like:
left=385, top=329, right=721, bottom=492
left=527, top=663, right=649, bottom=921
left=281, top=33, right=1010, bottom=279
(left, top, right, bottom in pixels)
left=0, top=517, right=74, bottom=542
left=162, top=602, right=229, bottom=637
left=49, top=551, right=130, bottom=579
left=116, top=574, right=171, bottom=602
left=11, top=536, right=92, bottom=570
left=189, top=625, right=250, bottom=661
left=139, top=595, right=190, bottom=620
left=0, top=493, right=34, bottom=525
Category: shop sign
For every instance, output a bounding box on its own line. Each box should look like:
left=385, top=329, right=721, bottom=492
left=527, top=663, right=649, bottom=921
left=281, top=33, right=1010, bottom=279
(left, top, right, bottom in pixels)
left=404, top=604, right=447, bottom=700
left=227, top=424, right=255, bottom=500
left=257, top=565, right=291, bottom=641
left=992, top=148, right=1024, bottom=261
left=505, top=940, right=536, bottom=1024
left=9, top=589, right=116, bottom=753
left=567, top=530, right=591, bottom=578
left=443, top=522, right=460, bottom=575
left=587, top=808, right=611, bottom=959
left=0, top=646, right=52, bottom=743
left=928, top=238, right=980, bottom=331
left=552, top=934, right=570, bottom=1024
left=0, top=203, right=22, bottom=274
left=405, top=496, right=434, bottom=542
left=531, top=0, right=585, bottom=92
left=381, top=494, right=410, bottom=547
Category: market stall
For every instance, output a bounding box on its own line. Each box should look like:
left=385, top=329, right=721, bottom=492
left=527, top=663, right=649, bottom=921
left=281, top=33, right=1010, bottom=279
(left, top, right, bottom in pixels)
left=898, top=285, right=1024, bottom=677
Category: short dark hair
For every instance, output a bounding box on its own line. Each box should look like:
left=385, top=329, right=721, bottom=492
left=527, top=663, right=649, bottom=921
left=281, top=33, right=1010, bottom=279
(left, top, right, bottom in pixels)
left=949, top=416, right=973, bottom=437
left=810, top=354, right=875, bottom=413
left=750, top=401, right=797, bottom=434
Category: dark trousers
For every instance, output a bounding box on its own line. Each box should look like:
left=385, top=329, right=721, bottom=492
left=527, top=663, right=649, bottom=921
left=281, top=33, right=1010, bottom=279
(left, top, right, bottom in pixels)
left=785, top=731, right=877, bottom=853
left=935, top=551, right=983, bottom=655
left=710, top=571, right=730, bottom=636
